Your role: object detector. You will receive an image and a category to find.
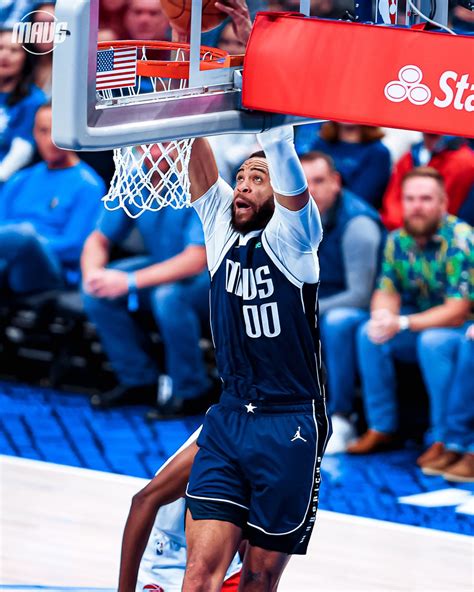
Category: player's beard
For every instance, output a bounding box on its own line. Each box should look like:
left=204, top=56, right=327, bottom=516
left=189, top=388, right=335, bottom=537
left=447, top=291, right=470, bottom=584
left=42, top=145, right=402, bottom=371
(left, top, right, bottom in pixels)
left=403, top=215, right=440, bottom=239
left=231, top=198, right=275, bottom=234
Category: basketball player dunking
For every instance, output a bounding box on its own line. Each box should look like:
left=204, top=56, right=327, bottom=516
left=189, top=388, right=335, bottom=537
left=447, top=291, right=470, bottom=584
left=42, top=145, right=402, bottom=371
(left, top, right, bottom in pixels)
left=183, top=126, right=332, bottom=590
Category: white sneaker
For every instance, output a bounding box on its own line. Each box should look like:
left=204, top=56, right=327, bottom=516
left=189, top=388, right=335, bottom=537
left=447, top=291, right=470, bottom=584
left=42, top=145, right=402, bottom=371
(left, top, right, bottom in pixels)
left=325, top=415, right=357, bottom=454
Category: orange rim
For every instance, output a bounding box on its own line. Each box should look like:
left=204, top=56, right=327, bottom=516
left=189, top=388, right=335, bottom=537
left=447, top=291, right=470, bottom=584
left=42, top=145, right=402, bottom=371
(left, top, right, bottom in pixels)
left=98, top=40, right=244, bottom=80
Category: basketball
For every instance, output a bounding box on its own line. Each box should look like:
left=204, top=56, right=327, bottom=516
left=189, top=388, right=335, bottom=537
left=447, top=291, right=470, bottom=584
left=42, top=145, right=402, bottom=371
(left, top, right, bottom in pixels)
left=160, top=0, right=229, bottom=33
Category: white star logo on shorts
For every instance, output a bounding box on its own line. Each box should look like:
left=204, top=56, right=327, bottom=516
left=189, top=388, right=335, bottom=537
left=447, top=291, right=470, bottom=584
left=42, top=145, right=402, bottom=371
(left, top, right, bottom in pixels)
left=245, top=402, right=257, bottom=413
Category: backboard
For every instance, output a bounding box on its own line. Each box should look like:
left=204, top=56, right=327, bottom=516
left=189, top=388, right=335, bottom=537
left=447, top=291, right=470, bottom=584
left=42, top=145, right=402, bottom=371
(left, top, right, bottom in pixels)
left=52, top=0, right=316, bottom=151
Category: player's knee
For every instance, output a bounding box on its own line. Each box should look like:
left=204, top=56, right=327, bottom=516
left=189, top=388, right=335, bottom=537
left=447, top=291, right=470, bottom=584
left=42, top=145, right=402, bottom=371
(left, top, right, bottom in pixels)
left=240, top=566, right=280, bottom=591
left=242, top=551, right=287, bottom=591
left=183, top=557, right=221, bottom=591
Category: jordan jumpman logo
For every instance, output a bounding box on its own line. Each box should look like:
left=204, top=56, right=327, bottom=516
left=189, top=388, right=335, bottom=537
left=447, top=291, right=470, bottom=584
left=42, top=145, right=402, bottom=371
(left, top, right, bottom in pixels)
left=291, top=426, right=307, bottom=442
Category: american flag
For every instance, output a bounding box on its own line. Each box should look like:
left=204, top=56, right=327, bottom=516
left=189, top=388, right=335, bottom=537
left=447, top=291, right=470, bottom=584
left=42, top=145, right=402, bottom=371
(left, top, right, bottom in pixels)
left=96, top=47, right=137, bottom=91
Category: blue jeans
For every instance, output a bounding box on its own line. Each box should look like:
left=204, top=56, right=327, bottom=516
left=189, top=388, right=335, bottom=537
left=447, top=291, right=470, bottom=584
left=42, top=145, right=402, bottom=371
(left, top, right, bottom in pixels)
left=320, top=307, right=369, bottom=416
left=417, top=327, right=474, bottom=453
left=357, top=320, right=471, bottom=435
left=0, top=223, right=63, bottom=294
left=83, top=256, right=211, bottom=399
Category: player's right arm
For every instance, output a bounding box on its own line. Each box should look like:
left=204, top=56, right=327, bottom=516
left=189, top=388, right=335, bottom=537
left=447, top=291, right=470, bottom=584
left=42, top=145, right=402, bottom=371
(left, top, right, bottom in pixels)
left=189, top=137, right=219, bottom=203
left=118, top=437, right=199, bottom=592
left=188, top=138, right=236, bottom=275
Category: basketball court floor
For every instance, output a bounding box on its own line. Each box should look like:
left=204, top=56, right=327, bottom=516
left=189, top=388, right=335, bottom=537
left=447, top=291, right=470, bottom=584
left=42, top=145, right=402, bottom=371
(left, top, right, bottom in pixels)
left=1, top=382, right=473, bottom=591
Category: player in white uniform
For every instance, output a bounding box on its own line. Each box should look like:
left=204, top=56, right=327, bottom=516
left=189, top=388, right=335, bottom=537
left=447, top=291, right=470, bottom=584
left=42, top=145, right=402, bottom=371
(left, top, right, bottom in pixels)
left=119, top=428, right=242, bottom=592
left=137, top=499, right=242, bottom=591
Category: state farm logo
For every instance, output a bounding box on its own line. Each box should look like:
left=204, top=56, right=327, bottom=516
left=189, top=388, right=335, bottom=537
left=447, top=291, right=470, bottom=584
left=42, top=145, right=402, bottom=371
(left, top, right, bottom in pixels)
left=385, top=64, right=474, bottom=112
left=384, top=65, right=431, bottom=105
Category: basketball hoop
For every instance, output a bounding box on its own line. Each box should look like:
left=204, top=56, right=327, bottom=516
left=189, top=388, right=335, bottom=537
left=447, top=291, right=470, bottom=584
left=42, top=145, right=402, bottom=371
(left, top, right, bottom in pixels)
left=96, top=40, right=242, bottom=97
left=98, top=41, right=244, bottom=218
left=103, top=139, right=194, bottom=218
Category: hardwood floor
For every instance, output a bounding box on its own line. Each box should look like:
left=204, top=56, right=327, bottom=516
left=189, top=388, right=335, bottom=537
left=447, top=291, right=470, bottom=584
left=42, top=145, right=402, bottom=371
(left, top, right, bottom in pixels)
left=1, top=456, right=472, bottom=591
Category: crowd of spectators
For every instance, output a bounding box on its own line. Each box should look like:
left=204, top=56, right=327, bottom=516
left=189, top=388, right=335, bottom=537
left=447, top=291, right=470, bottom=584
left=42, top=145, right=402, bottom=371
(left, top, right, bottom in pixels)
left=0, top=103, right=104, bottom=292
left=0, top=0, right=473, bottom=482
left=81, top=189, right=212, bottom=420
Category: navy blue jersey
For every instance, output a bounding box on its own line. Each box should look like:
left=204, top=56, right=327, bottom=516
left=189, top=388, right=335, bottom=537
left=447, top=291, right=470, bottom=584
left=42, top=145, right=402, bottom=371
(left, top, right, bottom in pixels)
left=193, top=177, right=325, bottom=405
left=211, top=232, right=324, bottom=403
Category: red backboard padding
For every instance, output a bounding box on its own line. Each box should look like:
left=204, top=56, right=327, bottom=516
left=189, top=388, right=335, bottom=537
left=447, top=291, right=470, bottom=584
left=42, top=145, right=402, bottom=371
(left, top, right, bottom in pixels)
left=243, top=14, right=474, bottom=137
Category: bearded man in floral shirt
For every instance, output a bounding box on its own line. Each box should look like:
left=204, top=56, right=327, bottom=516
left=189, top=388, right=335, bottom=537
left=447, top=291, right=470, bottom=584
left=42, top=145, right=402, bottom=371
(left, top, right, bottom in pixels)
left=348, top=167, right=472, bottom=455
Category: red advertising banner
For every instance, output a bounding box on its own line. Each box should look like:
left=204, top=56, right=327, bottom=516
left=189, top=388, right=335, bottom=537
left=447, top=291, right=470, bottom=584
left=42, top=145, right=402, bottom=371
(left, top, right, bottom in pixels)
left=243, top=14, right=474, bottom=137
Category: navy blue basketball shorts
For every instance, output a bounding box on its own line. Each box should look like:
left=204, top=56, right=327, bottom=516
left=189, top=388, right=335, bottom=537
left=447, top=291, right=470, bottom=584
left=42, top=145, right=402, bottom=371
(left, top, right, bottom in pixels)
left=186, top=394, right=331, bottom=555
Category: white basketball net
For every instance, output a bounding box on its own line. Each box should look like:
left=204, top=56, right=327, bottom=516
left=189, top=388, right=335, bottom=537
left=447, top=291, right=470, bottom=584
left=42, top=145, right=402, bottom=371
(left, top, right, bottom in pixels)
left=102, top=139, right=194, bottom=218
left=98, top=44, right=200, bottom=218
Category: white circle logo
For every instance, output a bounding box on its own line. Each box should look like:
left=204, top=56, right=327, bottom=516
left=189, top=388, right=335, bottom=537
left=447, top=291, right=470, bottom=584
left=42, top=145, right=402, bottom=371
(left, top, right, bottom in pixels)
left=384, top=65, right=431, bottom=106
left=11, top=10, right=68, bottom=55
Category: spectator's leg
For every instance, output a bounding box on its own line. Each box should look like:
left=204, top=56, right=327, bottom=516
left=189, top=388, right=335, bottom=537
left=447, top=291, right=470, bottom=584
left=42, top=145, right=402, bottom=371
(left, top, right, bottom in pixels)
left=348, top=322, right=418, bottom=453
left=440, top=333, right=474, bottom=483
left=83, top=291, right=158, bottom=386
left=83, top=257, right=158, bottom=396
left=444, top=334, right=474, bottom=454
left=320, top=307, right=369, bottom=454
left=321, top=307, right=369, bottom=415
left=417, top=327, right=472, bottom=476
left=417, top=328, right=463, bottom=444
left=151, top=273, right=211, bottom=403
left=0, top=224, right=63, bottom=294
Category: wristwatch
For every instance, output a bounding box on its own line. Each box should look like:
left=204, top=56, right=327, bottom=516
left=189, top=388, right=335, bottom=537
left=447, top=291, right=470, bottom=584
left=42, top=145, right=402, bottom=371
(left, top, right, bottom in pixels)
left=398, top=315, right=410, bottom=331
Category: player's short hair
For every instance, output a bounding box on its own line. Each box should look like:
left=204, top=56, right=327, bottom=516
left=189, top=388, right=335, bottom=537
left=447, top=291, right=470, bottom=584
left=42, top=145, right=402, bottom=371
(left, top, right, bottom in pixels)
left=248, top=150, right=266, bottom=160
left=300, top=151, right=337, bottom=172
left=402, top=167, right=446, bottom=191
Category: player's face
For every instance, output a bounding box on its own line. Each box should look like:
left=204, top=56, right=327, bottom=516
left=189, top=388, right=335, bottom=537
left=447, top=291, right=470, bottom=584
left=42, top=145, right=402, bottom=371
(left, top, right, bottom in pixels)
left=402, top=177, right=447, bottom=238
left=232, top=157, right=275, bottom=233
left=302, top=158, right=341, bottom=214
left=0, top=33, right=26, bottom=81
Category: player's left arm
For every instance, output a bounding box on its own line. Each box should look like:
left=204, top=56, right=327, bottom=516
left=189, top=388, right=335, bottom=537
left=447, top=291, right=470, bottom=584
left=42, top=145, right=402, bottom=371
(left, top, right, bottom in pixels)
left=118, top=437, right=199, bottom=592
left=257, top=127, right=323, bottom=284
left=257, top=125, right=311, bottom=211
